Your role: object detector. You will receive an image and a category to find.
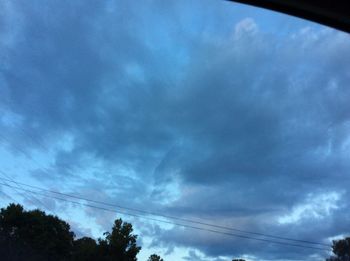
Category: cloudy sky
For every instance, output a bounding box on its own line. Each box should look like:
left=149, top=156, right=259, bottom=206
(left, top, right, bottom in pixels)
left=1, top=0, right=350, bottom=260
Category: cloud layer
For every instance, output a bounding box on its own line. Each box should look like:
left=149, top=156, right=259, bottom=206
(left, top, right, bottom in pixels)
left=1, top=0, right=350, bottom=260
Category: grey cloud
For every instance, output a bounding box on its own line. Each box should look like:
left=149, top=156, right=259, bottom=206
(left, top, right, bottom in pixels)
left=1, top=0, right=350, bottom=260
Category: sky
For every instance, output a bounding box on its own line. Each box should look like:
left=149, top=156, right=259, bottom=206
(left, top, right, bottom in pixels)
left=1, top=0, right=350, bottom=260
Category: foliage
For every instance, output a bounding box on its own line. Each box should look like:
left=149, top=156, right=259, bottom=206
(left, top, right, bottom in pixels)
left=0, top=203, right=74, bottom=261
left=0, top=203, right=141, bottom=261
left=148, top=254, right=164, bottom=261
left=326, top=237, right=350, bottom=261
left=72, top=237, right=98, bottom=261
left=97, top=218, right=141, bottom=261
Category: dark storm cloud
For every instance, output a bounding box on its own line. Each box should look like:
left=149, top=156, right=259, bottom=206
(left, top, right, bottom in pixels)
left=1, top=0, right=350, bottom=260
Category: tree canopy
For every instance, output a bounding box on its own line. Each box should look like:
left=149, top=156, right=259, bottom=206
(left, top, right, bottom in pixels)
left=0, top=203, right=74, bottom=261
left=0, top=203, right=142, bottom=261
left=97, top=218, right=141, bottom=261
left=326, top=237, right=350, bottom=261
left=72, top=237, right=98, bottom=261
left=147, top=254, right=164, bottom=261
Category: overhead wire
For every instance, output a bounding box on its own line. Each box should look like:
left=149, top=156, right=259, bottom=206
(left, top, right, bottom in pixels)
left=0, top=180, right=330, bottom=251
left=0, top=174, right=331, bottom=248
left=0, top=117, right=332, bottom=249
left=0, top=134, right=74, bottom=220
left=0, top=170, right=47, bottom=209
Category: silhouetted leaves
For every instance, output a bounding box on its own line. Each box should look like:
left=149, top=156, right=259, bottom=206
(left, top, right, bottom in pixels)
left=0, top=203, right=74, bottom=261
left=96, top=218, right=141, bottom=261
left=326, top=237, right=350, bottom=261
left=147, top=254, right=164, bottom=261
left=72, top=237, right=98, bottom=261
left=0, top=203, right=141, bottom=261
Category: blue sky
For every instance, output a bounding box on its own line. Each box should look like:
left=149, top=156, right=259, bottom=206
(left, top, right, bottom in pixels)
left=1, top=0, right=350, bottom=260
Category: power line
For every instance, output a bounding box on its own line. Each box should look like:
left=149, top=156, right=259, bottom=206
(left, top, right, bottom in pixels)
left=0, top=182, right=17, bottom=202
left=0, top=170, right=51, bottom=211
left=0, top=133, right=81, bottom=230
left=0, top=175, right=331, bottom=248
left=0, top=128, right=331, bottom=248
left=0, top=174, right=75, bottom=244
left=0, top=111, right=331, bottom=248
left=0, top=136, right=75, bottom=218
left=0, top=176, right=92, bottom=240
left=0, top=181, right=330, bottom=251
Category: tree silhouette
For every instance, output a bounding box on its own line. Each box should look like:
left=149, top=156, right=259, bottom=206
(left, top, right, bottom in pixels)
left=148, top=254, right=164, bottom=261
left=0, top=203, right=74, bottom=261
left=326, top=237, right=350, bottom=261
left=97, top=218, right=141, bottom=261
left=0, top=203, right=142, bottom=261
left=72, top=237, right=98, bottom=261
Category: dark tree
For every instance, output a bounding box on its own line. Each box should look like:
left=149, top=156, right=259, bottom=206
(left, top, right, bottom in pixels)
left=326, top=237, right=350, bottom=261
left=97, top=218, right=141, bottom=261
left=72, top=237, right=98, bottom=261
left=0, top=203, right=142, bottom=261
left=232, top=259, right=246, bottom=261
left=0, top=203, right=74, bottom=261
left=148, top=254, right=164, bottom=261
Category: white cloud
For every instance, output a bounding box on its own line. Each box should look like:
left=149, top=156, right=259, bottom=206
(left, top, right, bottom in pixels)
left=278, top=192, right=342, bottom=224
left=234, top=18, right=258, bottom=38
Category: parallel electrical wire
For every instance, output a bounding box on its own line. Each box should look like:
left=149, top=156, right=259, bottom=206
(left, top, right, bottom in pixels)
left=0, top=181, right=330, bottom=251
left=0, top=134, right=78, bottom=216
left=0, top=126, right=331, bottom=249
left=0, top=134, right=81, bottom=228
left=0, top=174, right=331, bottom=248
left=0, top=171, right=49, bottom=210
